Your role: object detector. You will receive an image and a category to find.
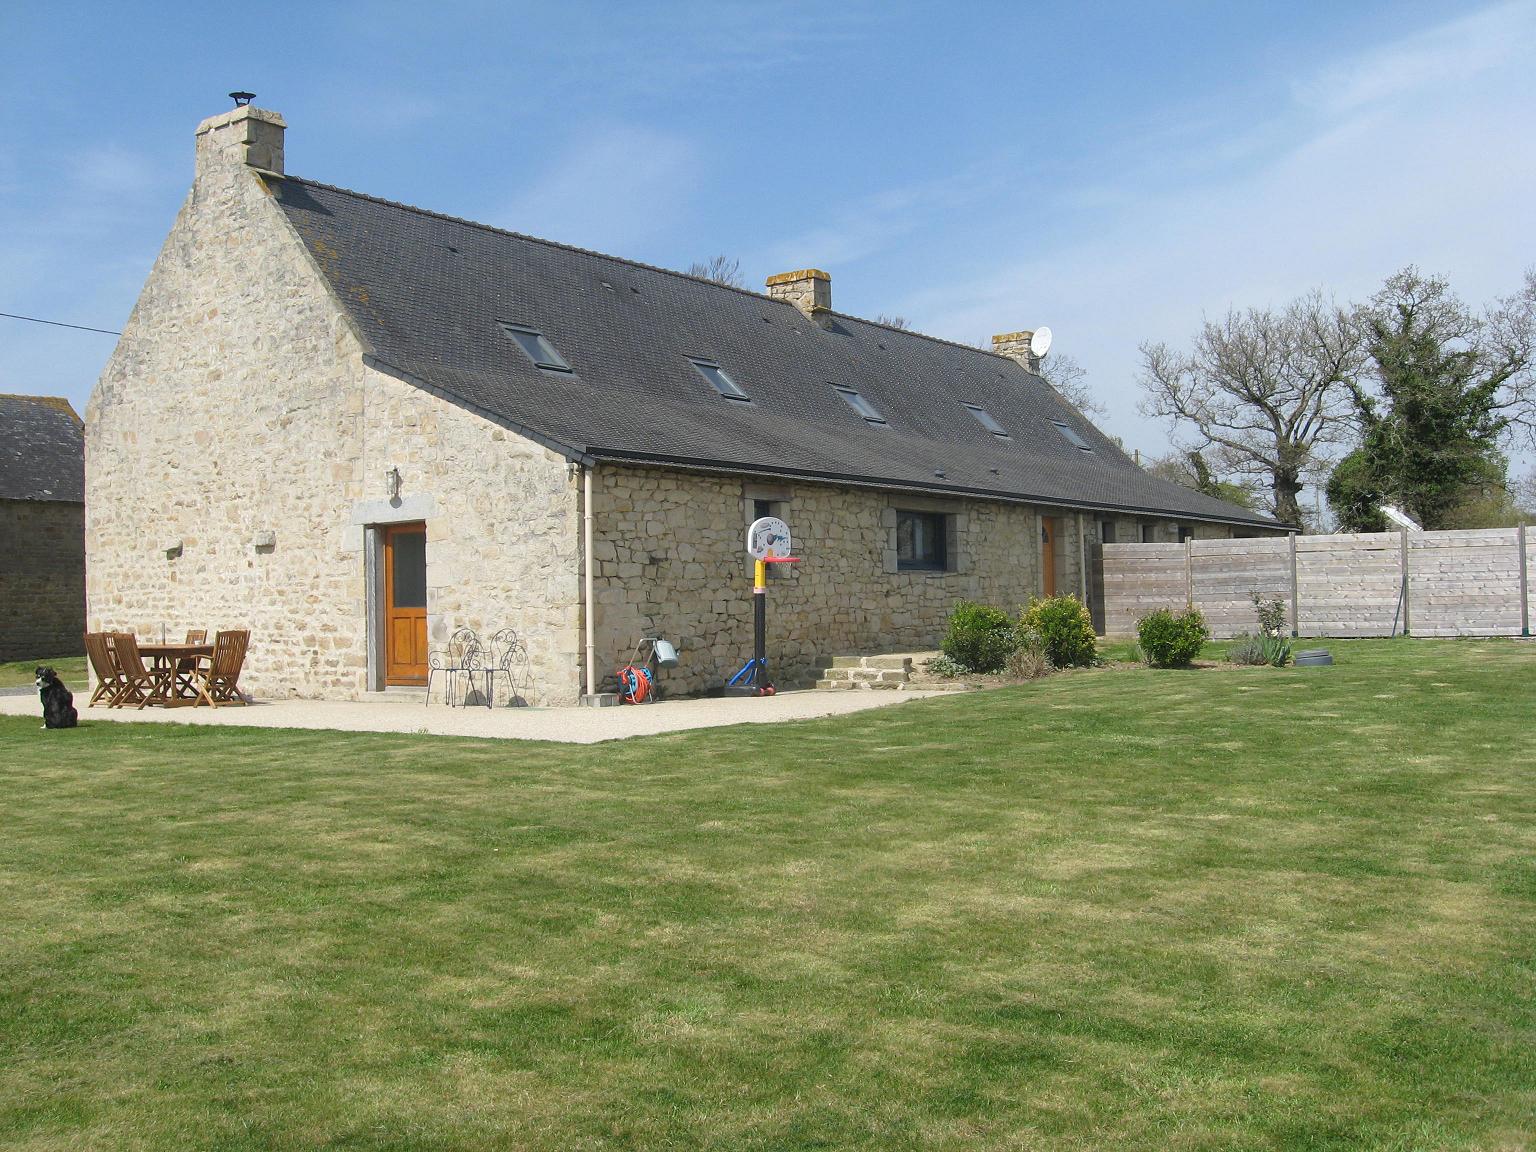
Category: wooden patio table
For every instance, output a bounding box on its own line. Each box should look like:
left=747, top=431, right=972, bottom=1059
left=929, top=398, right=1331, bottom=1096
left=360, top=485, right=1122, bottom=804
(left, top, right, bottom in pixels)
left=138, top=642, right=215, bottom=706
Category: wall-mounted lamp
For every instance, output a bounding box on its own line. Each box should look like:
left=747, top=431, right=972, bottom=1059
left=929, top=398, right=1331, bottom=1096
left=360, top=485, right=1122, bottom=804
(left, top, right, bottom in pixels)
left=162, top=539, right=183, bottom=559
left=385, top=467, right=402, bottom=500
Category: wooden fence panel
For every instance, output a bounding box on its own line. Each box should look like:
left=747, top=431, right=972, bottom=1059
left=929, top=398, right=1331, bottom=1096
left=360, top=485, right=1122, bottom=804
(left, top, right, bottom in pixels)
left=1409, top=528, right=1521, bottom=636
left=1296, top=532, right=1401, bottom=637
left=1104, top=527, right=1534, bottom=639
left=1190, top=538, right=1290, bottom=637
left=1101, top=543, right=1186, bottom=635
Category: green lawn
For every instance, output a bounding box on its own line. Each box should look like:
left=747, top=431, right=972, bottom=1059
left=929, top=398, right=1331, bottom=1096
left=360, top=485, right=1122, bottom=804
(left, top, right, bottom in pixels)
left=2, top=639, right=1532, bottom=1150
left=0, top=655, right=86, bottom=689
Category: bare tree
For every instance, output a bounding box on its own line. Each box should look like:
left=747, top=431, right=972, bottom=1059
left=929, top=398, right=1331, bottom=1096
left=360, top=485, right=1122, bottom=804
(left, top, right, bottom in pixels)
left=1037, top=352, right=1105, bottom=419
left=1139, top=293, right=1364, bottom=527
left=875, top=313, right=911, bottom=330
left=686, top=255, right=744, bottom=288
left=1145, top=450, right=1259, bottom=510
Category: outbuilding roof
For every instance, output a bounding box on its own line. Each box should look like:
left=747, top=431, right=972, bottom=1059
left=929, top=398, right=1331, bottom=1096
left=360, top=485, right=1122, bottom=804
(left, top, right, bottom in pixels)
left=267, top=175, right=1275, bottom=528
left=0, top=394, right=84, bottom=503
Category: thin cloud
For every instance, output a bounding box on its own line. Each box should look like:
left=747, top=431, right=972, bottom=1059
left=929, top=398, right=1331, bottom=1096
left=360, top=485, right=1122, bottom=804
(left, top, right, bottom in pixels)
left=900, top=0, right=1536, bottom=466
left=1294, top=0, right=1531, bottom=114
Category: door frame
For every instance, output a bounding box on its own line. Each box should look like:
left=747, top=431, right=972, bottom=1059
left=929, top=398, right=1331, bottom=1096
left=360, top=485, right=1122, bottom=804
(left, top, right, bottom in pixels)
left=364, top=520, right=431, bottom=691
left=382, top=522, right=429, bottom=685
left=1041, top=515, right=1058, bottom=598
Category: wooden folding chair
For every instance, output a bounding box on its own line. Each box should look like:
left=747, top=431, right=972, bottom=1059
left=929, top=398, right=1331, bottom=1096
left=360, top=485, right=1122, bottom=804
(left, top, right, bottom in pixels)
left=174, top=629, right=208, bottom=699
left=193, top=630, right=250, bottom=707
left=84, top=632, right=125, bottom=707
left=111, top=633, right=166, bottom=709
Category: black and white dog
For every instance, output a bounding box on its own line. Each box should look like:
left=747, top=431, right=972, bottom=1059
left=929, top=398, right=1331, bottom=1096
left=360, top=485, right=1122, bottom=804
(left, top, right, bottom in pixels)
left=35, top=666, right=79, bottom=729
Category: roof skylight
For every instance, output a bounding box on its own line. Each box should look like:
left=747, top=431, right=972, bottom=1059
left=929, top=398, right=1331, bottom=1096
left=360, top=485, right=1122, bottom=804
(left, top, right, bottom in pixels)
left=1051, top=420, right=1094, bottom=452
left=964, top=403, right=1010, bottom=438
left=499, top=323, right=573, bottom=373
left=834, top=385, right=885, bottom=425
left=691, top=360, right=749, bottom=402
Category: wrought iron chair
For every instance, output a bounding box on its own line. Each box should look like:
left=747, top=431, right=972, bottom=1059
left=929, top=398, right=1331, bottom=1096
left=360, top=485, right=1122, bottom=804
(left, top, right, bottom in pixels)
left=483, top=628, right=531, bottom=709
left=426, top=627, right=482, bottom=706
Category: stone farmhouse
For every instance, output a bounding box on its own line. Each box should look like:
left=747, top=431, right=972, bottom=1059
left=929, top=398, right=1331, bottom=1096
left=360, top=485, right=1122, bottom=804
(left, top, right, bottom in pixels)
left=1, top=394, right=85, bottom=661
left=86, top=103, right=1279, bottom=704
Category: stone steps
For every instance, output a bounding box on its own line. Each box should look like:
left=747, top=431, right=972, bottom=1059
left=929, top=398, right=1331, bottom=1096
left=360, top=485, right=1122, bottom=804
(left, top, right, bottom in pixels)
left=813, top=653, right=914, bottom=691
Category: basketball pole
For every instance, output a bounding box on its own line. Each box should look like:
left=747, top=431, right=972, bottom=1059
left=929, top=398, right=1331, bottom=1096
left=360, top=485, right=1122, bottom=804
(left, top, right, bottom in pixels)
left=752, top=558, right=767, bottom=691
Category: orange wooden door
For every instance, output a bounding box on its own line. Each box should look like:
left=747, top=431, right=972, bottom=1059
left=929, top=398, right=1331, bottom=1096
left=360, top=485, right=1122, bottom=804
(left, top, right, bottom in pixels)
left=383, top=524, right=428, bottom=685
left=1041, top=517, right=1058, bottom=597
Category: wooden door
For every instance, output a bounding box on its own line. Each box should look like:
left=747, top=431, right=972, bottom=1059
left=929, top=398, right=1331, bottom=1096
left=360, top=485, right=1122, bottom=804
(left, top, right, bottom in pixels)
left=383, top=523, right=428, bottom=685
left=1041, top=517, right=1058, bottom=597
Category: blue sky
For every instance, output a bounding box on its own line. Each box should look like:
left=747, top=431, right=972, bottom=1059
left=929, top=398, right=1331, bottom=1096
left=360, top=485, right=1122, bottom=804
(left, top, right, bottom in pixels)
left=3, top=0, right=1533, bottom=481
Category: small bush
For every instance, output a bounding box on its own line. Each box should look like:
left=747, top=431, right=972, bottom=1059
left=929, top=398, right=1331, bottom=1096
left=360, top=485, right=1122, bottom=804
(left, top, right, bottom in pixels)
left=1227, top=633, right=1268, bottom=665
left=941, top=602, right=1015, bottom=673
left=1137, top=607, right=1210, bottom=668
left=1251, top=592, right=1288, bottom=638
left=924, top=653, right=970, bottom=679
left=1229, top=630, right=1292, bottom=667
left=1020, top=595, right=1097, bottom=668
left=1005, top=627, right=1053, bottom=680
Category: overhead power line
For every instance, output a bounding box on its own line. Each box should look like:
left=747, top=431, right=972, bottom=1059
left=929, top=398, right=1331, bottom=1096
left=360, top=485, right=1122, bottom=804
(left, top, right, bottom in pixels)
left=0, top=311, right=121, bottom=336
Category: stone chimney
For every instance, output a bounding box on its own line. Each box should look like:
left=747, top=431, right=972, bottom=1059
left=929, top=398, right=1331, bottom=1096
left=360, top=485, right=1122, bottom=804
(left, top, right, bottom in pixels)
left=766, top=269, right=831, bottom=322
left=992, top=330, right=1041, bottom=373
left=195, top=104, right=286, bottom=178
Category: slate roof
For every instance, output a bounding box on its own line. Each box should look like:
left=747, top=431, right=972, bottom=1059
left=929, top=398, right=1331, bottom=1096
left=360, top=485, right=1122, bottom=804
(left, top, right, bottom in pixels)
left=0, top=395, right=84, bottom=503
left=267, top=175, right=1276, bottom=529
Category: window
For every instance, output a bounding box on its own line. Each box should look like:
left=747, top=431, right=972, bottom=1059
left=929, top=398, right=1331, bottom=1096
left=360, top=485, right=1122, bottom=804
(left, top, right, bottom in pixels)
left=897, top=511, right=947, bottom=572
left=691, top=359, right=749, bottom=401
left=1177, top=524, right=1194, bottom=543
left=833, top=384, right=885, bottom=425
left=1051, top=420, right=1093, bottom=452
left=964, top=403, right=1009, bottom=438
left=1099, top=520, right=1115, bottom=544
left=1142, top=524, right=1156, bottom=543
left=498, top=323, right=572, bottom=373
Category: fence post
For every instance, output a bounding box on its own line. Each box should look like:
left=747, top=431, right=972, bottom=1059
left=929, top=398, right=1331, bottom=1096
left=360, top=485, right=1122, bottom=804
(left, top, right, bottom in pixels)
left=1520, top=523, right=1530, bottom=637
left=1184, top=537, right=1194, bottom=609
left=1288, top=532, right=1299, bottom=638
left=1400, top=528, right=1411, bottom=636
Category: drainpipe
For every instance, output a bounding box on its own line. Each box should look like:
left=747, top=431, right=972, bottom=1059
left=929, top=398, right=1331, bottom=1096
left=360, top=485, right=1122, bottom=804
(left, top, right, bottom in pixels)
left=583, top=464, right=596, bottom=698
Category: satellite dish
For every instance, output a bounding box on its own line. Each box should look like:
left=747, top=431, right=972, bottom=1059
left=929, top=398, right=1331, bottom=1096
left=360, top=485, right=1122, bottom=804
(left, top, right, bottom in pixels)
left=1029, top=326, right=1053, bottom=357
left=1379, top=504, right=1423, bottom=532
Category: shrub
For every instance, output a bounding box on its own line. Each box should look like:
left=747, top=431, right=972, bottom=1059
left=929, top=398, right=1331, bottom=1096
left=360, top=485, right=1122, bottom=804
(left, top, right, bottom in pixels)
left=1251, top=592, right=1288, bottom=638
left=1005, top=627, right=1053, bottom=680
left=1137, top=607, right=1210, bottom=668
left=924, top=653, right=970, bottom=679
left=1227, top=630, right=1293, bottom=667
left=1019, top=595, right=1097, bottom=668
left=941, top=602, right=1015, bottom=673
left=1227, top=633, right=1267, bottom=665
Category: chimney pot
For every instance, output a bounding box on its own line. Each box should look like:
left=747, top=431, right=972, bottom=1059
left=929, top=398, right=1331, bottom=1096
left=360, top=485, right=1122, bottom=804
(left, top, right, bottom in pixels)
left=992, top=329, right=1042, bottom=373
left=195, top=104, right=286, bottom=178
left=766, top=268, right=831, bottom=323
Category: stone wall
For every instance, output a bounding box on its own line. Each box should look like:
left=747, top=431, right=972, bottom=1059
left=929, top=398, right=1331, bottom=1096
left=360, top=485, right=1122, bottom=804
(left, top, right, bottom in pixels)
left=1103, top=527, right=1534, bottom=638
left=87, top=126, right=581, bottom=704
left=587, top=466, right=1238, bottom=694
left=0, top=499, right=85, bottom=660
